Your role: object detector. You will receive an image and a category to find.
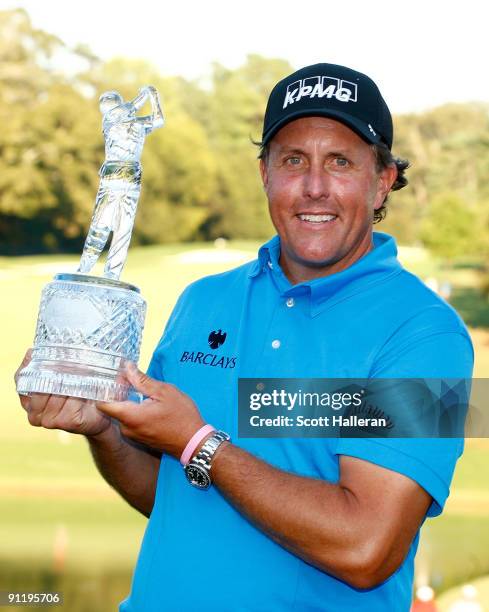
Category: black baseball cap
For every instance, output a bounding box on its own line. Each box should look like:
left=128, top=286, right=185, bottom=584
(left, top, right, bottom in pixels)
left=262, top=63, right=393, bottom=150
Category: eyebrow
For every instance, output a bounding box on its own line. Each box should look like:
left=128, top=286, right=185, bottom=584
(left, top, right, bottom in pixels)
left=274, top=146, right=353, bottom=157
left=274, top=146, right=306, bottom=155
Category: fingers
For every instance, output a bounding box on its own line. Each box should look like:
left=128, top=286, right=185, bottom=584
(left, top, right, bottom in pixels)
left=19, top=391, right=50, bottom=420
left=18, top=394, right=31, bottom=411
left=96, top=400, right=135, bottom=421
left=27, top=394, right=105, bottom=433
left=17, top=388, right=33, bottom=410
left=28, top=394, right=68, bottom=427
left=124, top=363, right=165, bottom=398
left=52, top=399, right=99, bottom=433
left=96, top=399, right=143, bottom=441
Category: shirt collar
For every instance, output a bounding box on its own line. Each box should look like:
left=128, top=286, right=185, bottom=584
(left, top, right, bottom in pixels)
left=249, top=235, right=280, bottom=275
left=249, top=232, right=402, bottom=316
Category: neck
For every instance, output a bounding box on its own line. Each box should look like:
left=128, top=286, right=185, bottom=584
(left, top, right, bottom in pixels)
left=280, top=237, right=375, bottom=285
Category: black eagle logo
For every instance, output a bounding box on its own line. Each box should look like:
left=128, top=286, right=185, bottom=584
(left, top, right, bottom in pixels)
left=208, top=329, right=227, bottom=349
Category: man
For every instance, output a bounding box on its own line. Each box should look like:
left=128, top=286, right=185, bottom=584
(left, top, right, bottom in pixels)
left=17, top=63, right=473, bottom=610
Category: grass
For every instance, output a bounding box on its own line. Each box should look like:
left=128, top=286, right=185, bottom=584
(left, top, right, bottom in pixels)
left=437, top=575, right=489, bottom=611
left=418, top=515, right=489, bottom=591
left=1, top=241, right=489, bottom=609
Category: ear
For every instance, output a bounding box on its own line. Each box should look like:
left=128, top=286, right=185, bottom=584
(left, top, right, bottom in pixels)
left=259, top=158, right=269, bottom=190
left=374, top=164, right=398, bottom=210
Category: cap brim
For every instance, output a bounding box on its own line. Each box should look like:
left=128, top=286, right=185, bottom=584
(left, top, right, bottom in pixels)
left=262, top=108, right=385, bottom=148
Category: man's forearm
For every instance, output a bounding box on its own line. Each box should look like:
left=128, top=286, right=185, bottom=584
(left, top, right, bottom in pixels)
left=87, top=422, right=161, bottom=517
left=211, top=443, right=385, bottom=588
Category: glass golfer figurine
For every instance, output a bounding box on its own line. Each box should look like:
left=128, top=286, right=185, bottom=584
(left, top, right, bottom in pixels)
left=16, top=86, right=164, bottom=401
left=79, top=86, right=164, bottom=280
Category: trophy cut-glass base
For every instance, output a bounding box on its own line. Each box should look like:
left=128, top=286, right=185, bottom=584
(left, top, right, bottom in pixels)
left=16, top=273, right=146, bottom=402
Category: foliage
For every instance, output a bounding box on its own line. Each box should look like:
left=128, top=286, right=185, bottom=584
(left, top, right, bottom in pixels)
left=381, top=103, right=489, bottom=251
left=420, top=192, right=477, bottom=260
left=0, top=7, right=489, bottom=265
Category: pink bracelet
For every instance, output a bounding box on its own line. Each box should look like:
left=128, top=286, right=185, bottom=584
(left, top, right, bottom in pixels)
left=180, top=424, right=216, bottom=466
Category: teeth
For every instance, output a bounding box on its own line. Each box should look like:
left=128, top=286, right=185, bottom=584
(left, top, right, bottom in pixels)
left=298, top=214, right=336, bottom=223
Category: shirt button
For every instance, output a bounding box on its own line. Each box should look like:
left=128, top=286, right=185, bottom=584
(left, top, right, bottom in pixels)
left=271, top=339, right=281, bottom=349
left=286, top=297, right=295, bottom=308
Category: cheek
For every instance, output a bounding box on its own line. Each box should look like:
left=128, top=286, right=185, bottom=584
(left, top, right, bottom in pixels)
left=330, top=177, right=351, bottom=200
left=362, top=171, right=384, bottom=204
left=343, top=176, right=380, bottom=212
left=328, top=177, right=365, bottom=211
left=266, top=176, right=299, bottom=212
left=267, top=198, right=286, bottom=233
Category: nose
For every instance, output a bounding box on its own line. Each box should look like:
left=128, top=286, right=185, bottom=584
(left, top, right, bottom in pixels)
left=303, top=162, right=330, bottom=200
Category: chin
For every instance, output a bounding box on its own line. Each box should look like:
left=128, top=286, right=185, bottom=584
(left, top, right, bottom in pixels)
left=298, top=244, right=339, bottom=262
left=295, top=252, right=340, bottom=268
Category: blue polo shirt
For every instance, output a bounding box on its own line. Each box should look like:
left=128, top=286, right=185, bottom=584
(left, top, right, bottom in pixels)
left=120, top=232, right=473, bottom=612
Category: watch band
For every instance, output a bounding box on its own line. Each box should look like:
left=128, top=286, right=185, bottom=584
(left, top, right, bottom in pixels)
left=193, top=430, right=230, bottom=470
left=184, top=430, right=231, bottom=489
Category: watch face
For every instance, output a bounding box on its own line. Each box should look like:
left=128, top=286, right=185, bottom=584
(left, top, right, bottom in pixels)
left=185, top=464, right=211, bottom=489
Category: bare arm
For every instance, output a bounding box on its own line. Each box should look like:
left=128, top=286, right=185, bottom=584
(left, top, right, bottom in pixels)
left=130, top=87, right=150, bottom=111
left=210, top=443, right=431, bottom=589
left=134, top=86, right=164, bottom=132
left=87, top=423, right=160, bottom=517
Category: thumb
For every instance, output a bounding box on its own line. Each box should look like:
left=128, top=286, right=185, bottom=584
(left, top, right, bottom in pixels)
left=124, top=362, right=163, bottom=398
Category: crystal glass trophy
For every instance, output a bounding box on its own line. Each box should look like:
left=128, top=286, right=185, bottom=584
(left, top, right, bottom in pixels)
left=16, top=86, right=164, bottom=401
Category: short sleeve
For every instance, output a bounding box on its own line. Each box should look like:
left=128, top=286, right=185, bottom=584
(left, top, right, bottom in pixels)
left=336, top=329, right=474, bottom=517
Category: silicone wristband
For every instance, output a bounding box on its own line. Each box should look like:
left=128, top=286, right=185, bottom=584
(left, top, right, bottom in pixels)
left=180, top=424, right=216, bottom=466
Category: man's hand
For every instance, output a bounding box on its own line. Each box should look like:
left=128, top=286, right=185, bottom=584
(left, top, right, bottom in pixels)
left=96, top=363, right=206, bottom=459
left=15, top=351, right=163, bottom=517
left=15, top=349, right=111, bottom=437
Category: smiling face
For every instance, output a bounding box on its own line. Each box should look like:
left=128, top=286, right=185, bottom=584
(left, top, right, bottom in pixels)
left=260, top=117, right=397, bottom=284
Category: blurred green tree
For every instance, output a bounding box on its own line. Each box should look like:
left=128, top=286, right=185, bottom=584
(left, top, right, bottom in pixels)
left=382, top=103, right=489, bottom=252
left=420, top=192, right=477, bottom=260
left=196, top=55, right=292, bottom=240
left=0, top=9, right=99, bottom=252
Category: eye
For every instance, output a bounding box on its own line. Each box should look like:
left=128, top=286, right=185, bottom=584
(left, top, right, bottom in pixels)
left=334, top=157, right=349, bottom=167
left=285, top=156, right=302, bottom=166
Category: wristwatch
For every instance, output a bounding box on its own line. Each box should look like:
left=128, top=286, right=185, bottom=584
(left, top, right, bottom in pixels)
left=184, top=430, right=231, bottom=490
